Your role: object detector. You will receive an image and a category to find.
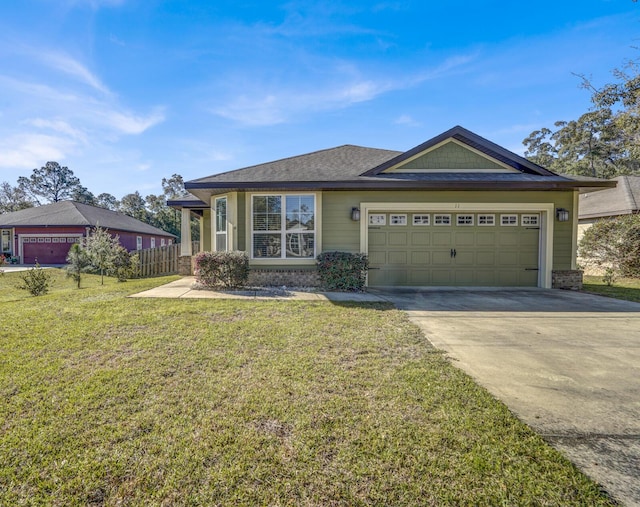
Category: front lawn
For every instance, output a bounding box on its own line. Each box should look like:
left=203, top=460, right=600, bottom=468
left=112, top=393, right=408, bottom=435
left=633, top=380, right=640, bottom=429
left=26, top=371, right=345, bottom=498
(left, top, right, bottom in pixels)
left=0, top=270, right=614, bottom=505
left=583, top=275, right=640, bottom=303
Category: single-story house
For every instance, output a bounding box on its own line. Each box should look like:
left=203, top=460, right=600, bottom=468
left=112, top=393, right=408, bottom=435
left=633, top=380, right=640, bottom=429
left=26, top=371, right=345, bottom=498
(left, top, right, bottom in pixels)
left=169, top=126, right=614, bottom=289
left=0, top=200, right=175, bottom=264
left=578, top=175, right=640, bottom=240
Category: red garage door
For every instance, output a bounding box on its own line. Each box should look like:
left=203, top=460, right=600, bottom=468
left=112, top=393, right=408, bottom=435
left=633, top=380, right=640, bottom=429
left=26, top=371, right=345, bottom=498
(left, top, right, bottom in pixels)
left=22, top=237, right=78, bottom=264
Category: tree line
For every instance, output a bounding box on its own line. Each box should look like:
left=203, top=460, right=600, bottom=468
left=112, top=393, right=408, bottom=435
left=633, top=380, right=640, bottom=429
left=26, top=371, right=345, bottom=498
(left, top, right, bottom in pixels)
left=0, top=162, right=192, bottom=240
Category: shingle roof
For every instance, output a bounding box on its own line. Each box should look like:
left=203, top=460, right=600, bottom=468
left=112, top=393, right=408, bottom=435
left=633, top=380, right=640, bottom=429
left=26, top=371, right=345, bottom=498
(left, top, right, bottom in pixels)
left=184, top=126, right=617, bottom=194
left=579, top=176, right=640, bottom=219
left=0, top=201, right=176, bottom=237
left=189, top=145, right=401, bottom=184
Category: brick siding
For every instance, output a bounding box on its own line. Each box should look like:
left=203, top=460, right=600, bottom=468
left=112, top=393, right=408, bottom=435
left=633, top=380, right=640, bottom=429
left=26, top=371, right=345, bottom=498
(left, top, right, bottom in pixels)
left=248, top=268, right=321, bottom=287
left=552, top=270, right=583, bottom=290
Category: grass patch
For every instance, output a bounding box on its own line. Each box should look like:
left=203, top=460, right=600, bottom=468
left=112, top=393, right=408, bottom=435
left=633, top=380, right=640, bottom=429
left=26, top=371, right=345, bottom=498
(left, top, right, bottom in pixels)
left=0, top=271, right=614, bottom=505
left=583, top=275, right=640, bottom=303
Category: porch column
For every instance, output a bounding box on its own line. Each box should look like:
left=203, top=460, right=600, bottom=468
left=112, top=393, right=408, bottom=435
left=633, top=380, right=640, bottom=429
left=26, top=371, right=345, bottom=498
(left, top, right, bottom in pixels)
left=179, top=208, right=193, bottom=275
left=180, top=208, right=192, bottom=256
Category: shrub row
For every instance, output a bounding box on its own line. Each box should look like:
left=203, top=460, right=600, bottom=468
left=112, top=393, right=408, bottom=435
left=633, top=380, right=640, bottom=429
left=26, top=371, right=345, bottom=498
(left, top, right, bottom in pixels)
left=194, top=250, right=369, bottom=292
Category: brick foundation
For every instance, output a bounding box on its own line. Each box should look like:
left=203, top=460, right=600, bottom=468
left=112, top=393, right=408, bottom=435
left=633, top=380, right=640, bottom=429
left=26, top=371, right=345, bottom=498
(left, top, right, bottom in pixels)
left=552, top=270, right=583, bottom=290
left=178, top=255, right=193, bottom=276
left=248, top=268, right=321, bottom=287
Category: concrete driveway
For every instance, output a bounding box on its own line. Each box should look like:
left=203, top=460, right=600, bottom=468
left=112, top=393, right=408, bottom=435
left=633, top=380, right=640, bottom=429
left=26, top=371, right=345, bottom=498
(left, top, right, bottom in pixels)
left=376, top=288, right=640, bottom=506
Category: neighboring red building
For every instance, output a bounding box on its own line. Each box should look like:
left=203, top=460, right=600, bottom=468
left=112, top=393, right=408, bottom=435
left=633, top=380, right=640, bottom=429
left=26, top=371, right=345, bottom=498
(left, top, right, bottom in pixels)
left=0, top=201, right=175, bottom=264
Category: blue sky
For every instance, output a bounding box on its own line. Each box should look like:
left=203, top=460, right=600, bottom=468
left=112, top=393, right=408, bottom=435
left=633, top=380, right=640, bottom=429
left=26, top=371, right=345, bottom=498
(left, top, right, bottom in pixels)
left=0, top=1, right=638, bottom=198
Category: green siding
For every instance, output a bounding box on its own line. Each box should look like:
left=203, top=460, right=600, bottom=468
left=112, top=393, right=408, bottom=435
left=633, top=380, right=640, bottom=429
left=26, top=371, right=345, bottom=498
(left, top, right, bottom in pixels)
left=549, top=191, right=574, bottom=271
left=322, top=190, right=576, bottom=271
left=236, top=192, right=246, bottom=251
left=201, top=209, right=211, bottom=252
left=398, top=141, right=505, bottom=171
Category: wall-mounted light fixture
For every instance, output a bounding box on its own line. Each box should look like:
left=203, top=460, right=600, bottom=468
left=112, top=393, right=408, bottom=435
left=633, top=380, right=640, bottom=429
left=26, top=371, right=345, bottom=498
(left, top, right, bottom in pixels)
left=351, top=207, right=361, bottom=221
left=556, top=208, right=569, bottom=222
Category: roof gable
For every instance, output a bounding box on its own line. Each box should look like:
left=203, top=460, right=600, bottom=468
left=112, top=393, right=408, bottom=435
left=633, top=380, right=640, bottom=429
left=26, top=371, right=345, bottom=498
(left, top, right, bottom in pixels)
left=380, top=138, right=518, bottom=173
left=362, top=125, right=555, bottom=176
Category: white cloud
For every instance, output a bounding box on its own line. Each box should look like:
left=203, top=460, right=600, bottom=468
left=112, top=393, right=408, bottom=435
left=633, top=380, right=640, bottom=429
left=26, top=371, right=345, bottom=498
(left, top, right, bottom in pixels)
left=0, top=47, right=165, bottom=174
left=0, top=133, right=76, bottom=170
left=212, top=54, right=474, bottom=127
left=37, top=51, right=111, bottom=95
left=394, top=114, right=422, bottom=127
left=0, top=75, right=81, bottom=103
left=100, top=108, right=166, bottom=135
left=24, top=118, right=88, bottom=143
left=213, top=79, right=390, bottom=127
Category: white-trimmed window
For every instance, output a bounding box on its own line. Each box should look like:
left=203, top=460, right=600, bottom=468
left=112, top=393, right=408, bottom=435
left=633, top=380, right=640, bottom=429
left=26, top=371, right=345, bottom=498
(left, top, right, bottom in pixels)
left=151, top=238, right=156, bottom=248
left=500, top=214, right=518, bottom=226
left=161, top=238, right=166, bottom=247
left=1, top=230, right=10, bottom=254
left=434, top=214, right=451, bottom=226
left=136, top=236, right=143, bottom=250
left=252, top=194, right=315, bottom=259
left=412, top=214, right=430, bottom=226
left=521, top=214, right=540, bottom=226
left=456, top=214, right=474, bottom=226
left=369, top=214, right=386, bottom=226
left=478, top=214, right=495, bottom=226
left=215, top=196, right=228, bottom=251
left=390, top=214, right=407, bottom=226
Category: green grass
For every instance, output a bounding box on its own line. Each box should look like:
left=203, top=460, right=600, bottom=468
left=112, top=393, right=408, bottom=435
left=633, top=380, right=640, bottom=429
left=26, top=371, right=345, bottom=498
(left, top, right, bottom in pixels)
left=583, top=275, right=640, bottom=303
left=0, top=270, right=614, bottom=506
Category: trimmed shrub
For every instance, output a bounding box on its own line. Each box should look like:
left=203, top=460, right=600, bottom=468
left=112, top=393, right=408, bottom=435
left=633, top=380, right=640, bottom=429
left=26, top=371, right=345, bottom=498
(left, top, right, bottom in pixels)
left=17, top=263, right=52, bottom=296
left=195, top=251, right=249, bottom=289
left=316, top=251, right=369, bottom=291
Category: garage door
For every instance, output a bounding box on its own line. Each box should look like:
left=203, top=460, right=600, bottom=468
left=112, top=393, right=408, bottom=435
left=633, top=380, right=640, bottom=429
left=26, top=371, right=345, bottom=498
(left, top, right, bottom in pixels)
left=22, top=237, right=79, bottom=264
left=367, top=212, right=540, bottom=287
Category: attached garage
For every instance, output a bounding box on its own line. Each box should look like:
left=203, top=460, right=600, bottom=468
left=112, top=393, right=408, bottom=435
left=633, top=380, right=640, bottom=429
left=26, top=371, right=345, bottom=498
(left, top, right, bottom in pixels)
left=367, top=211, right=540, bottom=287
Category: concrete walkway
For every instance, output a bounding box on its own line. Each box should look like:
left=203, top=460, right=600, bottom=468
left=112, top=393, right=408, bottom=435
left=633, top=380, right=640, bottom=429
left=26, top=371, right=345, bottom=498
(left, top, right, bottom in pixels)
left=1, top=265, right=58, bottom=272
left=130, top=276, right=387, bottom=302
left=376, top=288, right=640, bottom=507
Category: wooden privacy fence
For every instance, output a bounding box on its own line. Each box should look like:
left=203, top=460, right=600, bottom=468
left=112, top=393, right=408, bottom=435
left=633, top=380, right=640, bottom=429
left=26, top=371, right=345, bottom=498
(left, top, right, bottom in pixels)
left=136, top=241, right=200, bottom=277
